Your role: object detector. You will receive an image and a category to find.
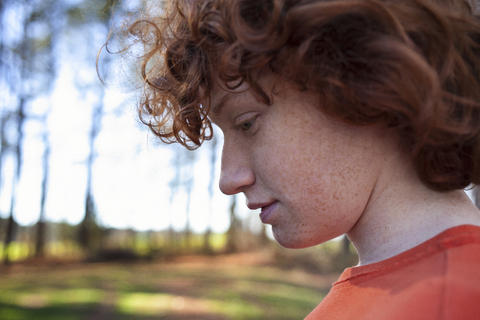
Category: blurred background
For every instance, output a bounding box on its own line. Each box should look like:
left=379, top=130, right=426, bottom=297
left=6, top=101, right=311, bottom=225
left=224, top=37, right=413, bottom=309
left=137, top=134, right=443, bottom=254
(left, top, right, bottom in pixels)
left=0, top=0, right=479, bottom=319
left=0, top=0, right=248, bottom=264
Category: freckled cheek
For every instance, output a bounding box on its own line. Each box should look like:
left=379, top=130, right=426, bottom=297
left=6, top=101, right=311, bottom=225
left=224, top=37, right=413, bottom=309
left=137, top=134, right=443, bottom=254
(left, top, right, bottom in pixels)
left=256, top=152, right=306, bottom=197
left=261, top=139, right=377, bottom=245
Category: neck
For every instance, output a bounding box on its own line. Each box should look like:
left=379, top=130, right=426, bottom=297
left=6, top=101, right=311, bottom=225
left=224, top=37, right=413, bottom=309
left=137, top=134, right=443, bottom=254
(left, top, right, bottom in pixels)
left=347, top=155, right=480, bottom=266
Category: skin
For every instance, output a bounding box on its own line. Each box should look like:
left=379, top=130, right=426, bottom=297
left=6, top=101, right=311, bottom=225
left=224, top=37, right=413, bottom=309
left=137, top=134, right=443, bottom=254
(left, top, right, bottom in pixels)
left=210, top=78, right=480, bottom=266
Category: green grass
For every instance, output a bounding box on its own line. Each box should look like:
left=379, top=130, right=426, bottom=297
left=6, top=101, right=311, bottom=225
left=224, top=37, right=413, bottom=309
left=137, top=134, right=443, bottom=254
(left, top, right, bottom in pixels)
left=0, top=241, right=84, bottom=263
left=0, top=256, right=334, bottom=320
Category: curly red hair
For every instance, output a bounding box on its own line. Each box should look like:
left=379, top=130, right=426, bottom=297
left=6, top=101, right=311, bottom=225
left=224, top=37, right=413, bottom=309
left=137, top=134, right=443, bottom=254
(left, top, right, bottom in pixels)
left=104, top=0, right=480, bottom=191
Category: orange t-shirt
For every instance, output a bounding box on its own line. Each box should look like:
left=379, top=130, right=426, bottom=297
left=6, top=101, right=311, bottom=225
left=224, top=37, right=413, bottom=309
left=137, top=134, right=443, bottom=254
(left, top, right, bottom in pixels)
left=305, top=225, right=480, bottom=320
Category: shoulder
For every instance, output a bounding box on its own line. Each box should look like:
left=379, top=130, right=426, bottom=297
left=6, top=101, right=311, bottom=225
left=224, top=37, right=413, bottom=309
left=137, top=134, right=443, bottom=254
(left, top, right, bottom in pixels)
left=440, top=226, right=480, bottom=319
left=305, top=225, right=480, bottom=320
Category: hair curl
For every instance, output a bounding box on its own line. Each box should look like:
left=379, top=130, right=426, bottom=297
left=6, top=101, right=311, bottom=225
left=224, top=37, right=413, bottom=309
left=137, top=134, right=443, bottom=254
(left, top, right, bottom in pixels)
left=104, top=0, right=480, bottom=191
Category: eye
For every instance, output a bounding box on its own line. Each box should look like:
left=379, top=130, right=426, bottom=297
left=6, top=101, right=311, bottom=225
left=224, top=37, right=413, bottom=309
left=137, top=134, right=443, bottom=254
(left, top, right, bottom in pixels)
left=234, top=113, right=258, bottom=133
left=240, top=119, right=254, bottom=130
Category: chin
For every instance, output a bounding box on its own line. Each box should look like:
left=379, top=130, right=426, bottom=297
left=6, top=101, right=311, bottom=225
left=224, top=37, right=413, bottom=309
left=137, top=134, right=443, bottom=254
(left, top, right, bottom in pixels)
left=273, top=230, right=324, bottom=249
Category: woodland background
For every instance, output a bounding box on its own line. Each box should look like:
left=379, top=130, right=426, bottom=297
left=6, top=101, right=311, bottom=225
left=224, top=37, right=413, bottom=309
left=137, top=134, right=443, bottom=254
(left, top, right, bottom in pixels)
left=0, top=0, right=479, bottom=319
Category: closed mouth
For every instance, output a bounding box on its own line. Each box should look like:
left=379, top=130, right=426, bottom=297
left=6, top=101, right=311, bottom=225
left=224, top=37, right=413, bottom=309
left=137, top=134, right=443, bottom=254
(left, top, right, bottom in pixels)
left=259, top=201, right=278, bottom=224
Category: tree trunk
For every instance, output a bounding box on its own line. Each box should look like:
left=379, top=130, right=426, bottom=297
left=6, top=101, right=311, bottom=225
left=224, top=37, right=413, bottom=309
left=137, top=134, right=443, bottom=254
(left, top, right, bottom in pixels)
left=78, top=94, right=103, bottom=253
left=226, top=196, right=238, bottom=253
left=79, top=191, right=96, bottom=250
left=4, top=98, right=25, bottom=265
left=203, top=136, right=218, bottom=255
left=184, top=175, right=193, bottom=252
left=35, top=129, right=50, bottom=258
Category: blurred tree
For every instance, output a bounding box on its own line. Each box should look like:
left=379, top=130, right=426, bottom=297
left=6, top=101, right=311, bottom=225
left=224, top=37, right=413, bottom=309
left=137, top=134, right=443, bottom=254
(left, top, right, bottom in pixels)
left=35, top=124, right=50, bottom=258
left=63, top=0, right=114, bottom=254
left=4, top=99, right=26, bottom=265
left=1, top=0, right=57, bottom=264
left=203, top=135, right=218, bottom=254
left=226, top=195, right=240, bottom=253
left=169, top=145, right=198, bottom=252
left=78, top=93, right=104, bottom=251
left=0, top=0, right=7, bottom=226
left=31, top=1, right=62, bottom=259
left=0, top=0, right=115, bottom=261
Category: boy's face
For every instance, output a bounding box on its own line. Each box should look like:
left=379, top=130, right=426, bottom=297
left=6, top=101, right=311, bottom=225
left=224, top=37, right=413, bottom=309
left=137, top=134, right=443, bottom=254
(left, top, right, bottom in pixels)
left=210, top=79, right=392, bottom=248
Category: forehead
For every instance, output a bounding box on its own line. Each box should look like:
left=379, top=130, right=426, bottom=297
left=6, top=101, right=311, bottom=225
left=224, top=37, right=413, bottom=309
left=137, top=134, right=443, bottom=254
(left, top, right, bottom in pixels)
left=211, top=91, right=240, bottom=118
left=209, top=75, right=282, bottom=118
left=210, top=82, right=258, bottom=118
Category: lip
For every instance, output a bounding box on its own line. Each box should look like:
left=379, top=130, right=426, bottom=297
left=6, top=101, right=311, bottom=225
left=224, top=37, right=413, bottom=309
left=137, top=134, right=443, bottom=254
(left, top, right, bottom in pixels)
left=258, top=201, right=278, bottom=224
left=247, top=201, right=273, bottom=211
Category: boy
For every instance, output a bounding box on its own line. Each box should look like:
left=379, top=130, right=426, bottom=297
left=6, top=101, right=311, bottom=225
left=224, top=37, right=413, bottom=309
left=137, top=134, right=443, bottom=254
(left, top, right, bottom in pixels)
left=105, top=0, right=480, bottom=318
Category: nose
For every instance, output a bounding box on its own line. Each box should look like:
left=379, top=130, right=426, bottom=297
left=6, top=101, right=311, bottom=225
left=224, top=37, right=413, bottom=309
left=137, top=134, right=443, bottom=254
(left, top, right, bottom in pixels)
left=219, top=142, right=255, bottom=195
